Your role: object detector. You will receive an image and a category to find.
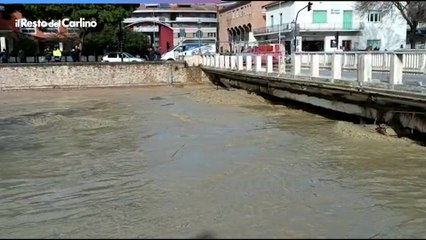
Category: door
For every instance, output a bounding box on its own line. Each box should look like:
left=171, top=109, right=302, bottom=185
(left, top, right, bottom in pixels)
left=342, top=40, right=352, bottom=51
left=343, top=10, right=353, bottom=30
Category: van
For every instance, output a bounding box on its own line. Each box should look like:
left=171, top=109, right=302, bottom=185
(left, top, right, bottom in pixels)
left=161, top=43, right=216, bottom=61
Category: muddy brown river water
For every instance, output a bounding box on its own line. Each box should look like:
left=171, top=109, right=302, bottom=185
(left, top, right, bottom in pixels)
left=0, top=85, right=425, bottom=238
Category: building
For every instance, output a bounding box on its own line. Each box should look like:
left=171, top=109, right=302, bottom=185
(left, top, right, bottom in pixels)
left=217, top=1, right=274, bottom=53
left=123, top=3, right=218, bottom=51
left=254, top=1, right=407, bottom=52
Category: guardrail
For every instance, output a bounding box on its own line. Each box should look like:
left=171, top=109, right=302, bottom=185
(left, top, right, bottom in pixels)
left=184, top=52, right=426, bottom=94
left=297, top=51, right=426, bottom=74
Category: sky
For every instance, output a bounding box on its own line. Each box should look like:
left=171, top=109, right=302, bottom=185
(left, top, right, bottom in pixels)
left=0, top=0, right=221, bottom=3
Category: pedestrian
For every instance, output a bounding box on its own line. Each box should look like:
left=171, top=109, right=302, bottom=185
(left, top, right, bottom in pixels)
left=71, top=48, right=77, bottom=62
left=1, top=49, right=8, bottom=63
left=18, top=49, right=26, bottom=63
left=52, top=46, right=62, bottom=62
left=44, top=47, right=52, bottom=63
left=74, top=45, right=81, bottom=62
left=148, top=48, right=155, bottom=61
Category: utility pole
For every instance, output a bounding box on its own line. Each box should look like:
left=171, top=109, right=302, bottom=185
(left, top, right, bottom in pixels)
left=278, top=1, right=281, bottom=47
left=198, top=18, right=201, bottom=54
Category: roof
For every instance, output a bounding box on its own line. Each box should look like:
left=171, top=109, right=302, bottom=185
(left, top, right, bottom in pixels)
left=124, top=19, right=173, bottom=31
left=218, top=1, right=250, bottom=13
left=136, top=3, right=217, bottom=11
left=263, top=1, right=288, bottom=9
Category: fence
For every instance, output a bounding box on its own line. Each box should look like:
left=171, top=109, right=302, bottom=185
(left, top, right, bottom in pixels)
left=2, top=55, right=101, bottom=63
left=297, top=51, right=426, bottom=73
left=187, top=51, right=426, bottom=94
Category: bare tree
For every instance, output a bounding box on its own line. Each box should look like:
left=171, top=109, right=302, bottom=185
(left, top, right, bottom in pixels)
left=355, top=1, right=426, bottom=49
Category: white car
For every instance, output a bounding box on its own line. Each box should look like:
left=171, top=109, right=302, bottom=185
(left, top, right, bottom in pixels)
left=101, top=52, right=145, bottom=62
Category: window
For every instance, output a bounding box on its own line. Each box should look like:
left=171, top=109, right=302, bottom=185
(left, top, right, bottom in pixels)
left=108, top=53, right=117, bottom=58
left=368, top=11, right=381, bottom=22
left=178, top=29, right=185, bottom=38
left=312, top=10, right=327, bottom=23
left=207, top=32, right=216, bottom=38
left=280, top=13, right=283, bottom=25
left=367, top=39, right=381, bottom=50
left=270, top=15, right=274, bottom=26
left=193, top=30, right=203, bottom=38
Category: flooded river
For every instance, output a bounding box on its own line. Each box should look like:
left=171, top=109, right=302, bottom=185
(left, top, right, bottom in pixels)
left=0, top=85, right=425, bottom=238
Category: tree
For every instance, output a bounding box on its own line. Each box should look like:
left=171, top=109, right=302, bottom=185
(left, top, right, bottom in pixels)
left=123, top=29, right=150, bottom=56
left=0, top=4, right=25, bottom=20
left=355, top=1, right=426, bottom=49
left=82, top=25, right=149, bottom=56
left=19, top=4, right=138, bottom=52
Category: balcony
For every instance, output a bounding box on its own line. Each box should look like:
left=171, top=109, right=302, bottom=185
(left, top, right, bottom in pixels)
left=133, top=25, right=159, bottom=33
left=254, top=22, right=364, bottom=36
left=175, top=17, right=217, bottom=23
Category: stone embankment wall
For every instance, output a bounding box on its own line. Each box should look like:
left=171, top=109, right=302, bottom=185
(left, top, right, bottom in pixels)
left=0, top=61, right=208, bottom=90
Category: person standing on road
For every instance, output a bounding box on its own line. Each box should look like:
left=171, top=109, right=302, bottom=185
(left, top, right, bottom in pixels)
left=53, top=46, right=62, bottom=62
left=1, top=49, right=8, bottom=63
left=74, top=45, right=81, bottom=62
left=18, top=49, right=26, bottom=63
left=44, top=47, right=52, bottom=63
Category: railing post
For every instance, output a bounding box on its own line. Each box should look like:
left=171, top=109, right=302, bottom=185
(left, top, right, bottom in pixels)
left=238, top=55, right=244, bottom=70
left=342, top=53, right=348, bottom=68
left=354, top=53, right=358, bottom=68
left=267, top=55, right=273, bottom=73
left=279, top=54, right=286, bottom=74
left=311, top=54, right=319, bottom=78
left=255, top=55, right=262, bottom=72
left=206, top=55, right=210, bottom=66
left=331, top=53, right=342, bottom=82
left=219, top=55, right=225, bottom=69
left=230, top=55, right=236, bottom=70
left=389, top=53, right=403, bottom=89
left=291, top=53, right=301, bottom=75
left=246, top=55, right=252, bottom=71
left=215, top=54, right=220, bottom=68
left=357, top=53, right=372, bottom=85
left=421, top=53, right=426, bottom=73
left=381, top=53, right=387, bottom=70
left=224, top=55, right=230, bottom=69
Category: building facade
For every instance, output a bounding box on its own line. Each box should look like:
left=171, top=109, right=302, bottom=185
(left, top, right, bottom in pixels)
left=217, top=1, right=273, bottom=53
left=254, top=1, right=407, bottom=52
left=123, top=3, right=218, bottom=49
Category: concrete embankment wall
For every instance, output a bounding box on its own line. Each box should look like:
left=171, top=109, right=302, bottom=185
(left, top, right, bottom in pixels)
left=202, top=67, right=426, bottom=138
left=0, top=61, right=208, bottom=90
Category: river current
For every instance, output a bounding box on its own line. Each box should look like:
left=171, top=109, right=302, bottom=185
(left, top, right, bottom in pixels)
left=0, top=85, right=425, bottom=238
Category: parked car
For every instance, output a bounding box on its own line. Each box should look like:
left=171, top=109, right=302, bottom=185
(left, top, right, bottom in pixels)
left=101, top=52, right=145, bottom=62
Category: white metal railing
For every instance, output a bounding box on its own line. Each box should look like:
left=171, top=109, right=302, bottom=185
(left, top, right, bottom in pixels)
left=297, top=51, right=426, bottom=73
left=189, top=52, right=426, bottom=93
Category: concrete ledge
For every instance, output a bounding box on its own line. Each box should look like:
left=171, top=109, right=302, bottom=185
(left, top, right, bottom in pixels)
left=202, top=66, right=426, bottom=136
left=0, top=62, right=206, bottom=91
